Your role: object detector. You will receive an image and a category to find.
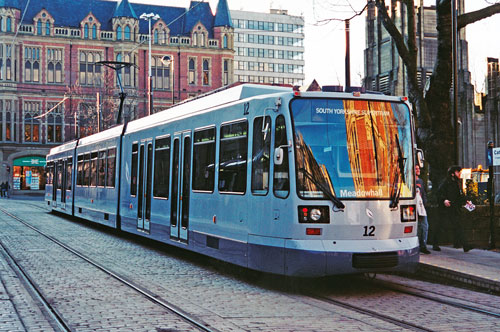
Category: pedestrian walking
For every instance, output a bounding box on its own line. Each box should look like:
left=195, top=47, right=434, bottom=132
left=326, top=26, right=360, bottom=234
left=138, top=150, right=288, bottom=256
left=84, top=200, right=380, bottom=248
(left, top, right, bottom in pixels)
left=0, top=182, right=6, bottom=198
left=436, top=165, right=473, bottom=252
left=415, top=165, right=430, bottom=254
left=4, top=182, right=9, bottom=198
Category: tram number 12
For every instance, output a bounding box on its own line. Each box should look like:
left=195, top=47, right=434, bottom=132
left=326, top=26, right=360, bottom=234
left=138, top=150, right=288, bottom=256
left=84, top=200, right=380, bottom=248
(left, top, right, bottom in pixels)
left=363, top=225, right=375, bottom=237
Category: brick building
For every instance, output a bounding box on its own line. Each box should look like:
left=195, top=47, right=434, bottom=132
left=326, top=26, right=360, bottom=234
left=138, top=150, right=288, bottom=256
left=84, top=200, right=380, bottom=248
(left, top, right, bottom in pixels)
left=0, top=0, right=234, bottom=193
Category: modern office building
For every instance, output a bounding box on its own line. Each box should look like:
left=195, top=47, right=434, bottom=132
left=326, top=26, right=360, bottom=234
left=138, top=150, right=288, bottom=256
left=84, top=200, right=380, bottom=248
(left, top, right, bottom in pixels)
left=231, top=9, right=305, bottom=86
left=0, top=0, right=234, bottom=193
left=363, top=0, right=480, bottom=168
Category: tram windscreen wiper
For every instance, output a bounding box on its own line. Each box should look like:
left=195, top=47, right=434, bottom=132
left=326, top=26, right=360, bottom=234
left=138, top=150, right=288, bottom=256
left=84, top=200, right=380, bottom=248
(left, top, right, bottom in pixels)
left=299, top=167, right=345, bottom=209
left=389, top=134, right=406, bottom=209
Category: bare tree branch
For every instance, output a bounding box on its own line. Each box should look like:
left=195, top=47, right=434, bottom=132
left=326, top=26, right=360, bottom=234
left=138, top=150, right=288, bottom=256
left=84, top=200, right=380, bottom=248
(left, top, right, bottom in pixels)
left=458, top=4, right=500, bottom=29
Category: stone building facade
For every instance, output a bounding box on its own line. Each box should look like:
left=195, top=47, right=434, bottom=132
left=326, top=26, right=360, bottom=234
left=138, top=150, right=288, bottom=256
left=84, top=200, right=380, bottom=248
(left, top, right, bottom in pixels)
left=0, top=0, right=234, bottom=193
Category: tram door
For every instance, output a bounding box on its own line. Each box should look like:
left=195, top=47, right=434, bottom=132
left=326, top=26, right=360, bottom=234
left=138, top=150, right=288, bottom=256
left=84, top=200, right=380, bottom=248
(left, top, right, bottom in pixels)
left=52, top=161, right=58, bottom=206
left=59, top=160, right=66, bottom=208
left=170, top=132, right=191, bottom=242
left=137, top=139, right=153, bottom=233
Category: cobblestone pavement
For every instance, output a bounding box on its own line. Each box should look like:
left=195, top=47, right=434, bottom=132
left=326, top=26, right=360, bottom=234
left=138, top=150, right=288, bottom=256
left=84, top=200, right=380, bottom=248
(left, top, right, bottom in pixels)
left=1, top=199, right=500, bottom=332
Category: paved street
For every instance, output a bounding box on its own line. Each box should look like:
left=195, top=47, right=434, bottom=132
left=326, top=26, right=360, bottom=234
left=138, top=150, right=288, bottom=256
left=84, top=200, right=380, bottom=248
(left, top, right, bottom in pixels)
left=1, top=197, right=500, bottom=332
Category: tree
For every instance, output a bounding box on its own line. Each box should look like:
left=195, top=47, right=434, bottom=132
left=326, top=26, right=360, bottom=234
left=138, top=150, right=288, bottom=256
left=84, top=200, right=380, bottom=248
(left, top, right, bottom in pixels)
left=373, top=0, right=500, bottom=185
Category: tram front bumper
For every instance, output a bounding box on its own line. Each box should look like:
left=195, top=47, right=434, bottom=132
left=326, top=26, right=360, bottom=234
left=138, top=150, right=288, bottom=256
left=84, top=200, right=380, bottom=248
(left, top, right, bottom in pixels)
left=283, top=237, right=420, bottom=277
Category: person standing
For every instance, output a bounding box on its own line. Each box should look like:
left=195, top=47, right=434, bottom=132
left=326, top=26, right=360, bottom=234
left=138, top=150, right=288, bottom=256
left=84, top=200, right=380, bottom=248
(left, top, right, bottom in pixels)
left=0, top=182, right=5, bottom=198
left=416, top=165, right=430, bottom=254
left=436, top=165, right=472, bottom=252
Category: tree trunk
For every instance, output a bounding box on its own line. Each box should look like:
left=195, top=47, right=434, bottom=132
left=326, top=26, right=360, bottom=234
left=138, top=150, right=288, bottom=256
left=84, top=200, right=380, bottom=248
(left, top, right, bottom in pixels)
left=424, top=0, right=454, bottom=186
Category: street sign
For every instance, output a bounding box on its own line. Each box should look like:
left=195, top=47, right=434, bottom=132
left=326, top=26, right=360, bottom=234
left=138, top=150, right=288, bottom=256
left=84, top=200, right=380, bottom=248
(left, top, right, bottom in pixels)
left=493, top=147, right=500, bottom=166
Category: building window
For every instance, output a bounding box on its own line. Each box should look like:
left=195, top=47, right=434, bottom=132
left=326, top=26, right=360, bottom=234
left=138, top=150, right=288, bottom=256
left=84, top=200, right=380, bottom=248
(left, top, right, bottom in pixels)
left=202, top=59, right=210, bottom=86
left=116, top=26, right=122, bottom=40
left=4, top=45, right=12, bottom=81
left=92, top=25, right=97, bottom=39
left=154, top=29, right=159, bottom=44
left=124, top=25, right=131, bottom=40
left=24, top=102, right=41, bottom=143
left=45, top=21, right=50, bottom=35
left=188, top=58, right=195, bottom=85
left=223, top=34, right=228, bottom=48
left=193, top=32, right=198, bottom=46
left=79, top=51, right=102, bottom=86
left=152, top=56, right=170, bottom=90
left=37, top=20, right=42, bottom=35
left=115, top=53, right=134, bottom=87
left=47, top=48, right=63, bottom=83
left=200, top=32, right=205, bottom=47
left=84, top=23, right=89, bottom=39
left=46, top=102, right=63, bottom=143
left=223, top=59, right=229, bottom=86
left=6, top=17, right=11, bottom=32
left=25, top=47, right=41, bottom=83
left=2, top=101, right=13, bottom=141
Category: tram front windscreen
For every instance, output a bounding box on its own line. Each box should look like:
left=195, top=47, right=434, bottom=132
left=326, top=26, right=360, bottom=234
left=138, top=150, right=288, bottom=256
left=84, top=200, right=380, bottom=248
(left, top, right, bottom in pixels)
left=291, top=98, right=414, bottom=200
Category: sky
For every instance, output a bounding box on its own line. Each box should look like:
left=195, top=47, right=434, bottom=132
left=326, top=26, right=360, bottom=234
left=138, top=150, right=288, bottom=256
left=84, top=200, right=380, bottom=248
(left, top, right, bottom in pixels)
left=134, top=0, right=500, bottom=92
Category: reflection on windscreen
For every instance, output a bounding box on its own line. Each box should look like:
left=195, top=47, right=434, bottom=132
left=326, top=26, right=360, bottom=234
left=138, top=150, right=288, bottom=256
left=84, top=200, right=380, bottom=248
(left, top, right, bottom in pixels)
left=291, top=98, right=413, bottom=199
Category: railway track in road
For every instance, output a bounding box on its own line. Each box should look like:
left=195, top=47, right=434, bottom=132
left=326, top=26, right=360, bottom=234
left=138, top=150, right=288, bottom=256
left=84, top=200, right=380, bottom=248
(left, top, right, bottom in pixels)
left=301, top=274, right=500, bottom=332
left=311, top=293, right=437, bottom=332
left=0, top=206, right=221, bottom=332
left=4, top=201, right=500, bottom=332
left=368, top=275, right=500, bottom=319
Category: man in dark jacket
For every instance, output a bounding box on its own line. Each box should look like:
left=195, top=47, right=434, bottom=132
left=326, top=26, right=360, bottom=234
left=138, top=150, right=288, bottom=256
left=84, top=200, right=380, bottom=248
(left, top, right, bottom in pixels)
left=435, top=165, right=472, bottom=252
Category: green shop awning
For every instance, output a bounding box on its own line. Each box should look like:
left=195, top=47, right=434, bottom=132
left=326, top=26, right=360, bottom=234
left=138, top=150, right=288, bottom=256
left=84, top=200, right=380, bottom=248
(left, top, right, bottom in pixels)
left=13, top=156, right=46, bottom=167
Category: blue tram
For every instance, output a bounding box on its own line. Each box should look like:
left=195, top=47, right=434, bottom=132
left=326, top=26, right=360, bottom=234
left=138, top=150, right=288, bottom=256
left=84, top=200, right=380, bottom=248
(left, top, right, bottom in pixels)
left=46, top=84, right=420, bottom=277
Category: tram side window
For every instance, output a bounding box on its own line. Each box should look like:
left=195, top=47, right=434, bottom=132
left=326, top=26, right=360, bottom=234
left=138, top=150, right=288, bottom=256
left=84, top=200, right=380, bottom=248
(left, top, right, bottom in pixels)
left=66, top=158, right=72, bottom=191
left=83, top=153, right=91, bottom=186
left=251, top=116, right=271, bottom=195
left=98, top=150, right=106, bottom=187
left=273, top=115, right=289, bottom=198
left=90, top=152, right=98, bottom=187
left=107, top=147, right=116, bottom=188
left=46, top=162, right=54, bottom=185
left=193, top=127, right=215, bottom=192
left=153, top=137, right=170, bottom=198
left=219, top=120, right=248, bottom=193
left=77, top=155, right=84, bottom=186
left=57, top=161, right=63, bottom=190
left=131, top=143, right=138, bottom=196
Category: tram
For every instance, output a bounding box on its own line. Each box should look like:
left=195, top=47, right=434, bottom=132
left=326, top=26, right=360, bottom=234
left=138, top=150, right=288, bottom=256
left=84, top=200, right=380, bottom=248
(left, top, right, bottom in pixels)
left=45, top=83, right=420, bottom=277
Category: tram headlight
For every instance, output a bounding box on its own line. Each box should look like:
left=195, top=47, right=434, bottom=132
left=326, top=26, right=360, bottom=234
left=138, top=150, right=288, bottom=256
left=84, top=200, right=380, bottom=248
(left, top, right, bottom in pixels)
left=400, top=205, right=416, bottom=222
left=298, top=206, right=330, bottom=223
left=310, top=209, right=322, bottom=221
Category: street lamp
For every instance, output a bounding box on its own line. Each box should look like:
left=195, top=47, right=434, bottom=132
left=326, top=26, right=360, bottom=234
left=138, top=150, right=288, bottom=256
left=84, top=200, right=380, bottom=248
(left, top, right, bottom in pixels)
left=161, top=55, right=174, bottom=106
left=140, top=12, right=160, bottom=115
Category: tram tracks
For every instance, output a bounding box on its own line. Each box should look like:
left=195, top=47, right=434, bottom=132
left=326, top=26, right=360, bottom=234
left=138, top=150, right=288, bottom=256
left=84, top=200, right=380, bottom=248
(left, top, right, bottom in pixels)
left=300, top=274, right=500, bottom=332
left=368, top=276, right=500, bottom=318
left=0, top=206, right=221, bottom=332
left=3, top=202, right=500, bottom=332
